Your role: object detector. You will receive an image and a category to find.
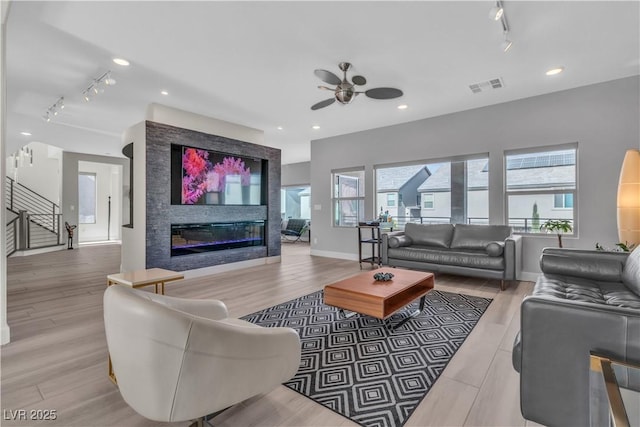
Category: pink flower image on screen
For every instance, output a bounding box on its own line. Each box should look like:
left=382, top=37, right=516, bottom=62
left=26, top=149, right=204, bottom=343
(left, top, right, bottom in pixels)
left=182, top=148, right=212, bottom=204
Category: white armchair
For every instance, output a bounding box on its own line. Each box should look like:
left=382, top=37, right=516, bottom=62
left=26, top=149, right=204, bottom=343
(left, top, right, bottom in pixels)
left=103, top=285, right=301, bottom=424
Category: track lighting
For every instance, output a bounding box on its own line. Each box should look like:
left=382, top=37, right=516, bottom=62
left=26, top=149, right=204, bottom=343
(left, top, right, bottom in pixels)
left=83, top=71, right=116, bottom=103
left=43, top=97, right=64, bottom=122
left=489, top=2, right=504, bottom=21
left=502, top=34, right=513, bottom=52
left=490, top=1, right=513, bottom=53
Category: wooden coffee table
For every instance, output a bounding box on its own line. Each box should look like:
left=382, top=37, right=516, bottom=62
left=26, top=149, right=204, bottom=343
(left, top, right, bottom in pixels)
left=324, top=268, right=435, bottom=330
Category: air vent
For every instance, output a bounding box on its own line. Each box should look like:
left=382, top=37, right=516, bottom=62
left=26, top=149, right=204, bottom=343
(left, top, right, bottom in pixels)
left=469, top=78, right=504, bottom=94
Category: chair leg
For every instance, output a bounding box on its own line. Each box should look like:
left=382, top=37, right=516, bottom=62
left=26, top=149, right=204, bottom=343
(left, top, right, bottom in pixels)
left=500, top=280, right=506, bottom=291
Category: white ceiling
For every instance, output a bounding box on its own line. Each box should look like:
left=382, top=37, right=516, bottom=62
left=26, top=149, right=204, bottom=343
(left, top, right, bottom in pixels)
left=6, top=1, right=640, bottom=164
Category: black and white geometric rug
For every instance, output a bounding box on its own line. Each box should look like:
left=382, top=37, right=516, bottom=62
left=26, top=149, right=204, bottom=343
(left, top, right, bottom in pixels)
left=242, top=289, right=492, bottom=427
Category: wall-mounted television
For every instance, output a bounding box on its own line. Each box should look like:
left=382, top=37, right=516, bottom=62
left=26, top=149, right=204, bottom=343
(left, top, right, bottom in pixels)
left=171, top=144, right=266, bottom=205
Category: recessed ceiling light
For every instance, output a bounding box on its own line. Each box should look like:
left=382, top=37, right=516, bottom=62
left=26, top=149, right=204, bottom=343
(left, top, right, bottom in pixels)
left=277, top=126, right=283, bottom=130
left=546, top=67, right=565, bottom=76
left=161, top=90, right=169, bottom=96
left=312, top=125, right=320, bottom=130
left=20, top=131, right=32, bottom=136
left=397, top=104, right=408, bottom=110
left=113, top=58, right=130, bottom=66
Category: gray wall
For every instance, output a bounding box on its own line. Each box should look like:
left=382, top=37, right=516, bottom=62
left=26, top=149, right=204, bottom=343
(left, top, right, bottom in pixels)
left=310, top=76, right=640, bottom=277
left=145, top=121, right=281, bottom=271
left=282, top=161, right=310, bottom=186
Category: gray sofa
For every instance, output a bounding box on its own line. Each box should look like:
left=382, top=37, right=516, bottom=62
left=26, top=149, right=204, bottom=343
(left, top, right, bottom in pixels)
left=381, top=223, right=522, bottom=290
left=512, top=247, right=640, bottom=427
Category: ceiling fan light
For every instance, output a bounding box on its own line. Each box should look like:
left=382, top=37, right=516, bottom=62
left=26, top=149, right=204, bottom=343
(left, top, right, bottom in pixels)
left=105, top=77, right=116, bottom=86
left=335, top=88, right=356, bottom=104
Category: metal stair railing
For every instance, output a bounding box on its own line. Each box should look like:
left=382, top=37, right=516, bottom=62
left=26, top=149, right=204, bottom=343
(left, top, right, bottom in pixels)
left=5, top=176, right=60, bottom=233
left=5, top=176, right=63, bottom=255
left=6, top=216, right=18, bottom=257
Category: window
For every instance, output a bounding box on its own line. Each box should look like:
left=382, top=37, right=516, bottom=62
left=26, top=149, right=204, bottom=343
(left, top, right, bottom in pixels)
left=281, top=186, right=311, bottom=220
left=375, top=155, right=489, bottom=228
left=387, top=193, right=396, bottom=207
left=78, top=173, right=97, bottom=224
left=332, top=169, right=365, bottom=227
left=422, top=193, right=434, bottom=209
left=505, top=145, right=577, bottom=234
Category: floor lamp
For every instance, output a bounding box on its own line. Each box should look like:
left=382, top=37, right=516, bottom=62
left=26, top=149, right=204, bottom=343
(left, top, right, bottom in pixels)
left=617, top=149, right=640, bottom=246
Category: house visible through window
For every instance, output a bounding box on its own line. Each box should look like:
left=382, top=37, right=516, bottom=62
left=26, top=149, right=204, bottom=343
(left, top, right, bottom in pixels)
left=78, top=172, right=97, bottom=224
left=332, top=169, right=365, bottom=227
left=375, top=156, right=488, bottom=229
left=505, top=145, right=577, bottom=234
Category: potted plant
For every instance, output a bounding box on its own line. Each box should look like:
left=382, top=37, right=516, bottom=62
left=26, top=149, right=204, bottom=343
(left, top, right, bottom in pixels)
left=540, top=219, right=573, bottom=248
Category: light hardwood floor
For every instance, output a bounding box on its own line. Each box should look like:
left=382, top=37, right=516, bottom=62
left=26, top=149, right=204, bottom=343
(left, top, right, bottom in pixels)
left=2, top=243, right=539, bottom=426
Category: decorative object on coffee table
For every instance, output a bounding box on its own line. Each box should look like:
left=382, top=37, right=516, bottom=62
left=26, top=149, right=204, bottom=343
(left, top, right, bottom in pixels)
left=373, top=271, right=394, bottom=281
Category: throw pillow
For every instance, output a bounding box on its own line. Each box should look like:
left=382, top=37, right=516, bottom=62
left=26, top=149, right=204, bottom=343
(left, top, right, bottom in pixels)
left=388, top=235, right=412, bottom=248
left=485, top=241, right=505, bottom=257
left=622, top=247, right=640, bottom=297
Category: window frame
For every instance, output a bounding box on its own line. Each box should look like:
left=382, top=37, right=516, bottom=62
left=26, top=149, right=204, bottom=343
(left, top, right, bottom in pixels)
left=331, top=168, right=365, bottom=228
left=504, top=143, right=578, bottom=236
left=422, top=193, right=435, bottom=209
left=386, top=193, right=396, bottom=207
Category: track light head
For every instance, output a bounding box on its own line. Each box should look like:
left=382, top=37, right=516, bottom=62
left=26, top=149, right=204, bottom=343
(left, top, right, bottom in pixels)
left=502, top=36, right=513, bottom=52
left=489, top=5, right=503, bottom=21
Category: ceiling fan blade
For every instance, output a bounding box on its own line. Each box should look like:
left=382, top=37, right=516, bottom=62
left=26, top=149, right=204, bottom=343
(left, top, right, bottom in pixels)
left=352, top=75, right=367, bottom=86
left=311, top=98, right=336, bottom=111
left=314, top=69, right=341, bottom=85
left=365, top=87, right=404, bottom=99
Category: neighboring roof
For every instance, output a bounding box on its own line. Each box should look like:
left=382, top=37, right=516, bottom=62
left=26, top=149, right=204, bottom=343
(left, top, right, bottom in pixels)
left=418, top=154, right=575, bottom=192
left=418, top=159, right=489, bottom=191
left=506, top=165, right=575, bottom=190
left=376, top=165, right=429, bottom=192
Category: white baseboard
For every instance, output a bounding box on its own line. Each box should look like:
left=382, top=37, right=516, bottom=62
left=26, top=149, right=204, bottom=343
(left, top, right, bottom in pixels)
left=183, top=256, right=281, bottom=279
left=11, top=245, right=66, bottom=257
left=518, top=271, right=539, bottom=282
left=1, top=323, right=10, bottom=345
left=310, top=249, right=359, bottom=261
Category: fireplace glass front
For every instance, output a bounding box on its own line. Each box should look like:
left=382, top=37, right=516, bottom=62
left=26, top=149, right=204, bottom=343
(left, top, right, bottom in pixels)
left=171, top=221, right=265, bottom=256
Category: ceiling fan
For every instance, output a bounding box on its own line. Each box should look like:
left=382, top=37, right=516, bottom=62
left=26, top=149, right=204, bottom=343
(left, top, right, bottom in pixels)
left=311, top=62, right=403, bottom=111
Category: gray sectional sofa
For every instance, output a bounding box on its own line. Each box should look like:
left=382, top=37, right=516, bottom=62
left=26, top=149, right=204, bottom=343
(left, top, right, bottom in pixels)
left=381, top=223, right=522, bottom=290
left=512, top=247, right=640, bottom=427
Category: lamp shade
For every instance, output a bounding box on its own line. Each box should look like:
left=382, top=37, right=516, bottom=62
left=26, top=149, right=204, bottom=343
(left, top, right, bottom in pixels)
left=617, top=149, right=640, bottom=245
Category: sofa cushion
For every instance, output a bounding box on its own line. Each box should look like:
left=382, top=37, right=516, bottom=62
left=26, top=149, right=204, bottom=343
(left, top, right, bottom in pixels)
left=404, top=223, right=454, bottom=248
left=388, top=235, right=412, bottom=248
left=486, top=241, right=504, bottom=257
left=622, top=247, right=640, bottom=297
left=534, top=274, right=640, bottom=309
left=450, top=224, right=512, bottom=250
left=388, top=246, right=505, bottom=270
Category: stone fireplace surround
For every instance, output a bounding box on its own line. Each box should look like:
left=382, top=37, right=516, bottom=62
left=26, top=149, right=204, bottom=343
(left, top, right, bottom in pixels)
left=145, top=121, right=281, bottom=271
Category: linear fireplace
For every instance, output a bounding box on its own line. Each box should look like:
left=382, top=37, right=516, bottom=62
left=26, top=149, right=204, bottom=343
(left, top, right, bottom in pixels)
left=171, top=221, right=265, bottom=257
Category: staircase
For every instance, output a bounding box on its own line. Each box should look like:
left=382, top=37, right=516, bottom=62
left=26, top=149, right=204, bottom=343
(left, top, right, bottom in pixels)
left=5, top=176, right=63, bottom=256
